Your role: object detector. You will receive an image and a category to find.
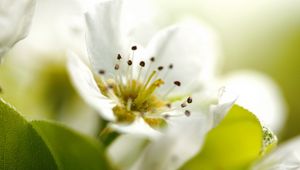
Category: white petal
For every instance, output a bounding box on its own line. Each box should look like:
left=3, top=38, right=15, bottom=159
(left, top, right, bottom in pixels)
left=210, top=87, right=237, bottom=127
left=252, top=136, right=300, bottom=170
left=85, top=0, right=126, bottom=74
left=67, top=51, right=116, bottom=121
left=145, top=20, right=220, bottom=94
left=131, top=113, right=212, bottom=170
left=107, top=134, right=148, bottom=170
left=121, top=0, right=158, bottom=46
left=0, top=0, right=35, bottom=58
left=219, top=70, right=287, bottom=133
left=109, top=117, right=161, bottom=139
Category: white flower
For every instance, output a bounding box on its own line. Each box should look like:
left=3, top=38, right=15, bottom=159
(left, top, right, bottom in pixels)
left=0, top=0, right=35, bottom=59
left=67, top=0, right=288, bottom=168
left=68, top=0, right=220, bottom=137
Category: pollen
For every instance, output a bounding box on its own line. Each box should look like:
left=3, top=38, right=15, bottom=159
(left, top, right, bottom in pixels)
left=95, top=48, right=193, bottom=129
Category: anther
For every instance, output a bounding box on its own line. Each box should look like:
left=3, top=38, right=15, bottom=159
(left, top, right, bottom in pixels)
left=166, top=103, right=172, bottom=108
left=184, top=110, right=191, bottom=117
left=181, top=103, right=187, bottom=108
left=169, top=64, right=173, bottom=69
left=108, top=84, right=114, bottom=89
left=117, top=54, right=122, bottom=60
left=127, top=60, right=133, bottom=66
left=114, top=64, right=120, bottom=70
left=139, top=61, right=145, bottom=67
left=174, top=81, right=181, bottom=86
left=131, top=46, right=137, bottom=50
left=99, top=69, right=105, bottom=75
left=163, top=114, right=170, bottom=119
left=150, top=57, right=155, bottom=62
left=158, top=66, right=164, bottom=71
left=187, top=97, right=193, bottom=104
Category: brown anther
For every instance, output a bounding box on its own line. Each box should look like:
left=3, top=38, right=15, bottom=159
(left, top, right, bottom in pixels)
left=131, top=46, right=137, bottom=50
left=166, top=103, right=172, bottom=108
left=163, top=114, right=170, bottom=119
left=158, top=66, right=164, bottom=71
left=150, top=57, right=155, bottom=62
left=139, top=61, right=145, bottom=67
left=114, top=64, right=120, bottom=70
left=127, top=60, right=133, bottom=66
left=174, top=81, right=181, bottom=86
left=99, top=70, right=105, bottom=75
left=184, top=110, right=191, bottom=117
left=181, top=103, right=187, bottom=108
left=108, top=84, right=114, bottom=89
left=117, top=54, right=122, bottom=60
left=187, top=97, right=193, bottom=104
left=169, top=64, right=173, bottom=69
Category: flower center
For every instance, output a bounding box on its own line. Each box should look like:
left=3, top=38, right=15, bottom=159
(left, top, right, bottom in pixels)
left=95, top=46, right=192, bottom=129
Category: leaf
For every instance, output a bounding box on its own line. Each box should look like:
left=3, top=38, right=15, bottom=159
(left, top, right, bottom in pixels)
left=0, top=99, right=57, bottom=170
left=182, top=105, right=263, bottom=170
left=0, top=98, right=110, bottom=170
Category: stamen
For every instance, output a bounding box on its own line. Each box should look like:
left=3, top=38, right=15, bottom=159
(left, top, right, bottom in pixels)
left=144, top=57, right=156, bottom=82
left=114, top=64, right=120, bottom=70
left=127, top=60, right=133, bottom=66
left=181, top=103, right=187, bottom=108
left=99, top=69, right=105, bottom=75
left=127, top=98, right=133, bottom=111
left=117, top=54, right=122, bottom=60
left=162, top=63, right=174, bottom=79
left=131, top=46, right=137, bottom=51
left=187, top=97, right=193, bottom=104
left=174, top=81, right=181, bottom=86
left=158, top=66, right=164, bottom=71
left=162, top=81, right=181, bottom=99
left=139, top=61, right=145, bottom=67
left=184, top=110, right=191, bottom=117
left=137, top=61, right=145, bottom=83
left=150, top=57, right=155, bottom=62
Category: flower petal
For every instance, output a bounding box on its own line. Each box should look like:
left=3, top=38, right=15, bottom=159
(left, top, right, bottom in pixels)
left=145, top=20, right=220, bottom=94
left=67, top=51, right=116, bottom=121
left=131, top=113, right=212, bottom=170
left=210, top=87, right=237, bottom=127
left=107, top=134, right=148, bottom=170
left=252, top=136, right=300, bottom=170
left=219, top=70, right=287, bottom=133
left=85, top=0, right=126, bottom=74
left=109, top=117, right=161, bottom=139
left=0, top=0, right=35, bottom=58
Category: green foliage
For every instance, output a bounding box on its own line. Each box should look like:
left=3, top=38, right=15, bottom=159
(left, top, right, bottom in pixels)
left=0, top=99, right=110, bottom=170
left=182, top=105, right=263, bottom=170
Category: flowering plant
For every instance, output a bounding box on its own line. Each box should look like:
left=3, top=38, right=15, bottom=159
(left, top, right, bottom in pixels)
left=0, top=0, right=299, bottom=170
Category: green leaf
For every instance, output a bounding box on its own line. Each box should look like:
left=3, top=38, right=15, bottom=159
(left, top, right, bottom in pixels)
left=182, top=105, right=263, bottom=170
left=0, top=99, right=57, bottom=170
left=0, top=98, right=110, bottom=170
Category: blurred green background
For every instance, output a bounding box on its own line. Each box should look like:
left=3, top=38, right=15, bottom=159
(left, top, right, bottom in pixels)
left=155, top=0, right=300, bottom=140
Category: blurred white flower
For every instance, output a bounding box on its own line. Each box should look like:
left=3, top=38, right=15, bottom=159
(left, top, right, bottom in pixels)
left=0, top=0, right=35, bottom=59
left=219, top=71, right=287, bottom=134
left=68, top=0, right=220, bottom=137
left=252, top=136, right=300, bottom=170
